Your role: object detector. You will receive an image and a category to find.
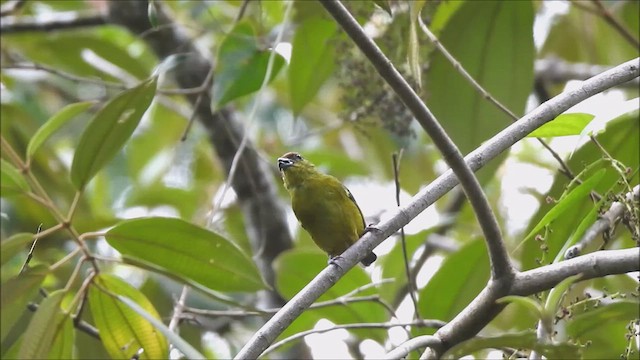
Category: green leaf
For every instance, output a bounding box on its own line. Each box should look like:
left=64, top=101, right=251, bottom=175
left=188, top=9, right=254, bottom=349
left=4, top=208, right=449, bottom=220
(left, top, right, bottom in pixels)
left=289, top=17, right=336, bottom=116
left=417, top=239, right=489, bottom=324
left=147, top=0, right=159, bottom=28
left=26, top=101, right=96, bottom=159
left=408, top=0, right=426, bottom=88
left=48, top=315, right=74, bottom=360
left=89, top=274, right=168, bottom=359
left=528, top=113, right=595, bottom=138
left=544, top=274, right=582, bottom=316
left=125, top=184, right=202, bottom=220
left=105, top=217, right=266, bottom=292
left=212, top=22, right=285, bottom=110
left=117, top=295, right=205, bottom=360
left=18, top=290, right=68, bottom=359
left=426, top=1, right=534, bottom=184
left=120, top=256, right=247, bottom=307
left=553, top=195, right=604, bottom=263
left=496, top=295, right=544, bottom=320
left=521, top=108, right=639, bottom=270
left=445, top=330, right=581, bottom=359
left=1, top=265, right=48, bottom=343
left=71, top=77, right=157, bottom=189
left=517, top=168, right=606, bottom=251
left=1, top=159, right=29, bottom=195
left=1, top=233, right=33, bottom=266
left=566, top=301, right=639, bottom=359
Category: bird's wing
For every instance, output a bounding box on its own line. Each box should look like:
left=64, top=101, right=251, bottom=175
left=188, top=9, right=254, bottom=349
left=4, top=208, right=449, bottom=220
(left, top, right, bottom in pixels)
left=343, top=185, right=366, bottom=228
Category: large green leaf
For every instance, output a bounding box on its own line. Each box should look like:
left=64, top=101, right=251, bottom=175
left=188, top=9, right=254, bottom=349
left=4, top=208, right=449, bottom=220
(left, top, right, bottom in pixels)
left=1, top=265, right=48, bottom=343
left=426, top=1, right=534, bottom=183
left=89, top=274, right=168, bottom=359
left=116, top=295, right=204, bottom=360
left=47, top=314, right=74, bottom=360
left=528, top=113, right=595, bottom=138
left=212, top=22, right=285, bottom=110
left=105, top=217, right=266, bottom=292
left=0, top=233, right=34, bottom=266
left=0, top=159, right=30, bottom=196
left=71, top=77, right=157, bottom=189
left=417, top=239, right=489, bottom=324
left=521, top=110, right=639, bottom=270
left=18, top=290, right=69, bottom=359
left=289, top=17, right=336, bottom=116
left=26, top=101, right=96, bottom=159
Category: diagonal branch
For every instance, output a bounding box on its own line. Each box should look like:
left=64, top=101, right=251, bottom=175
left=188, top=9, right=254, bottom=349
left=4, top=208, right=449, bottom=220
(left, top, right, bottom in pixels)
left=321, top=0, right=513, bottom=281
left=234, top=51, right=639, bottom=360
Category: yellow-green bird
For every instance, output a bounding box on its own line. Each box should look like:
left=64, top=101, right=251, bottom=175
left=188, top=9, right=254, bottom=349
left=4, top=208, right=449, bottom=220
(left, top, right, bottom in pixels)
left=277, top=152, right=377, bottom=266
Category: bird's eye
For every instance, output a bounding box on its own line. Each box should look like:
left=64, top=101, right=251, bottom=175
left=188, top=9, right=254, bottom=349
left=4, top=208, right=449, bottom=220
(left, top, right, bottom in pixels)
left=294, top=154, right=303, bottom=160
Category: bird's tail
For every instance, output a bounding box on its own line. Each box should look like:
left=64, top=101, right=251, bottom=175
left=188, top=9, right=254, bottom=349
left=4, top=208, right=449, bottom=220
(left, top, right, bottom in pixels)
left=360, top=252, right=377, bottom=266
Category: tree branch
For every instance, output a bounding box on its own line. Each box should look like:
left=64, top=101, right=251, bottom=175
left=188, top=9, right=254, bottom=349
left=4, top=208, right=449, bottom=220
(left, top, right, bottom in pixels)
left=512, top=248, right=639, bottom=296
left=321, top=0, right=513, bottom=281
left=535, top=57, right=640, bottom=88
left=233, top=56, right=639, bottom=359
left=0, top=11, right=107, bottom=33
left=387, top=248, right=639, bottom=358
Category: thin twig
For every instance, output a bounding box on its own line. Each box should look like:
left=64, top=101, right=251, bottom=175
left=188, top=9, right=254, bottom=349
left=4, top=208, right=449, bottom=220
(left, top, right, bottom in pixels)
left=184, top=295, right=384, bottom=318
left=591, top=0, right=640, bottom=49
left=19, top=224, right=42, bottom=275
left=1, top=136, right=100, bottom=271
left=168, top=286, right=189, bottom=332
left=180, top=66, right=214, bottom=140
left=392, top=150, right=421, bottom=319
left=1, top=63, right=212, bottom=95
left=0, top=11, right=107, bottom=34
left=234, top=0, right=251, bottom=23
left=263, top=319, right=446, bottom=357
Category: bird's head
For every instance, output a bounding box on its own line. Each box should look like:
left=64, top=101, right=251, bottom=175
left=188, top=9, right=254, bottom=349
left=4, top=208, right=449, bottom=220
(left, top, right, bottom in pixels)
left=277, top=152, right=316, bottom=187
left=277, top=152, right=307, bottom=171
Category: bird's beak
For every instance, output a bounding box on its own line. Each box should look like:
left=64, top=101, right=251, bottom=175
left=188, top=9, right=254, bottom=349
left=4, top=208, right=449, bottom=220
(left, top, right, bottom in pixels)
left=278, top=157, right=294, bottom=171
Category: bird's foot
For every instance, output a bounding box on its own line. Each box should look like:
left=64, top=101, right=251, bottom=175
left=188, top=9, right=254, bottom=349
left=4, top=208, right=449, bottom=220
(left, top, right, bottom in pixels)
left=328, top=255, right=344, bottom=270
left=362, top=224, right=382, bottom=236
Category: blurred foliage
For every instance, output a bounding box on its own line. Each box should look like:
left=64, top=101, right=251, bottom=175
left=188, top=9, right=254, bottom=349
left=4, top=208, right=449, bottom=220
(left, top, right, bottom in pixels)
left=1, top=0, right=638, bottom=359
